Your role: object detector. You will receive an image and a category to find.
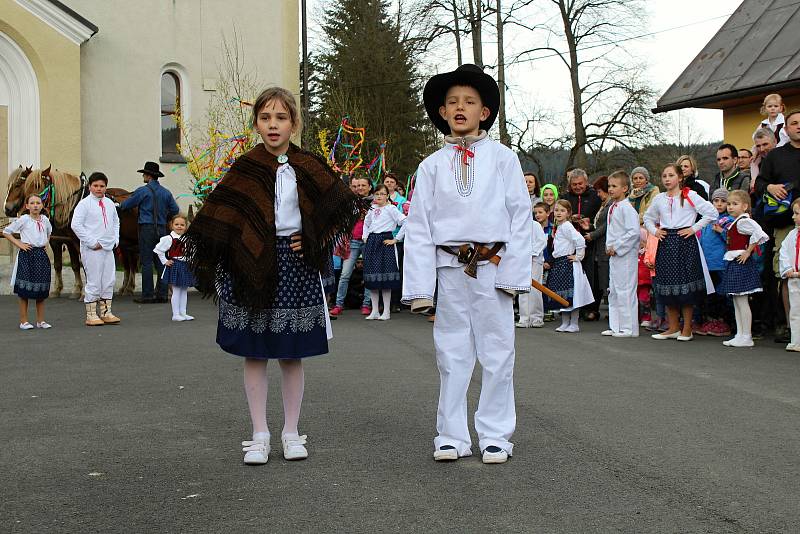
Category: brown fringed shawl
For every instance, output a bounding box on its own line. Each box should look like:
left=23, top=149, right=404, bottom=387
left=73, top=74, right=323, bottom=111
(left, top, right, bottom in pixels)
left=183, top=143, right=363, bottom=311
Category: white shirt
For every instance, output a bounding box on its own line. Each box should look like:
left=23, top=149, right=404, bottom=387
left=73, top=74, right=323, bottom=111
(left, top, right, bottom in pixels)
left=758, top=113, right=790, bottom=147
left=605, top=199, right=640, bottom=257
left=643, top=191, right=717, bottom=235
left=3, top=214, right=52, bottom=247
left=71, top=194, right=120, bottom=250
left=531, top=219, right=547, bottom=262
left=402, top=137, right=533, bottom=300
left=363, top=203, right=405, bottom=240
left=275, top=164, right=302, bottom=236
left=723, top=215, right=768, bottom=261
left=552, top=221, right=585, bottom=259
left=779, top=227, right=800, bottom=277
left=154, top=231, right=185, bottom=264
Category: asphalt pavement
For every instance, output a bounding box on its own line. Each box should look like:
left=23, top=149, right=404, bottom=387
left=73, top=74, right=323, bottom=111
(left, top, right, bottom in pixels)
left=1, top=295, right=799, bottom=533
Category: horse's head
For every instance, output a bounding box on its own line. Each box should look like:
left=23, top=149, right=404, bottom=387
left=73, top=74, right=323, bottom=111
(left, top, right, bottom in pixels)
left=5, top=166, right=29, bottom=216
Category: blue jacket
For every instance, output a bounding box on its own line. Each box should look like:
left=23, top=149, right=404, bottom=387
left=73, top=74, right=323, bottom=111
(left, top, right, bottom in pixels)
left=120, top=180, right=179, bottom=227
left=699, top=213, right=733, bottom=271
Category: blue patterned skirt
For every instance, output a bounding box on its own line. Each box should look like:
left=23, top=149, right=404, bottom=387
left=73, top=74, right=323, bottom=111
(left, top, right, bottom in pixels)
left=363, top=231, right=401, bottom=290
left=13, top=247, right=50, bottom=300
left=162, top=259, right=196, bottom=288
left=216, top=237, right=328, bottom=359
left=544, top=256, right=573, bottom=310
left=717, top=257, right=761, bottom=295
left=654, top=229, right=706, bottom=306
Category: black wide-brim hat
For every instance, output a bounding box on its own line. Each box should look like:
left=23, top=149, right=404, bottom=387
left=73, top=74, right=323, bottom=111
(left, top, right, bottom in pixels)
left=137, top=161, right=164, bottom=178
left=423, top=64, right=500, bottom=135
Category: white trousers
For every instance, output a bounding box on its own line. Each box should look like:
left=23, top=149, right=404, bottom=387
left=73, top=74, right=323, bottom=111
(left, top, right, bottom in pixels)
left=608, top=252, right=639, bottom=336
left=788, top=279, right=800, bottom=345
left=433, top=264, right=516, bottom=456
left=82, top=247, right=115, bottom=302
left=518, top=260, right=544, bottom=326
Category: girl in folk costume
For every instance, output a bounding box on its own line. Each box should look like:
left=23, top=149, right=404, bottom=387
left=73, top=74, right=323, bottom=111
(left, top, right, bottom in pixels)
left=545, top=200, right=594, bottom=333
left=154, top=214, right=196, bottom=321
left=715, top=190, right=768, bottom=347
left=755, top=93, right=790, bottom=147
left=644, top=164, right=718, bottom=341
left=362, top=184, right=405, bottom=320
left=602, top=171, right=642, bottom=338
left=516, top=204, right=548, bottom=328
left=183, top=87, right=361, bottom=465
left=3, top=195, right=52, bottom=329
left=71, top=172, right=121, bottom=326
left=779, top=200, right=800, bottom=352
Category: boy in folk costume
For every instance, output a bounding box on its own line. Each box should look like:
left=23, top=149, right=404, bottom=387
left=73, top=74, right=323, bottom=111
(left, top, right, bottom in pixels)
left=402, top=64, right=533, bottom=464
left=602, top=171, right=641, bottom=337
left=71, top=172, right=121, bottom=326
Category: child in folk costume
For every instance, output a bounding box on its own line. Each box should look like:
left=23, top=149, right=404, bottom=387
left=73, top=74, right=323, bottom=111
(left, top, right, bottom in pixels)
left=183, top=88, right=361, bottom=465
left=715, top=190, right=768, bottom=347
left=362, top=184, right=405, bottom=320
left=516, top=206, right=547, bottom=328
left=601, top=171, right=641, bottom=337
left=3, top=195, right=52, bottom=329
left=779, top=200, right=800, bottom=352
left=71, top=172, right=121, bottom=326
left=403, top=64, right=532, bottom=464
left=154, top=214, right=196, bottom=322
left=545, top=200, right=594, bottom=333
left=755, top=93, right=790, bottom=147
left=644, top=164, right=718, bottom=341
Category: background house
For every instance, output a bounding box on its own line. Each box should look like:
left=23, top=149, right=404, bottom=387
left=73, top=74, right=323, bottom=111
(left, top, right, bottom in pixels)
left=653, top=0, right=799, bottom=149
left=1, top=0, right=299, bottom=259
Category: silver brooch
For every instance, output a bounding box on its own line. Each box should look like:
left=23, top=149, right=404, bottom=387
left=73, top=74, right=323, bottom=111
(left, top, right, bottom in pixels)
left=277, top=154, right=288, bottom=164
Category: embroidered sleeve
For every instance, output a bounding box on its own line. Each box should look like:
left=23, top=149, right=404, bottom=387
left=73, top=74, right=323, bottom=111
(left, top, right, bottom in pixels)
left=3, top=216, right=24, bottom=234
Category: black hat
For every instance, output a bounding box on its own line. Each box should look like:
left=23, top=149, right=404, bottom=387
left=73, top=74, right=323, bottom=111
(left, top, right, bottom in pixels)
left=423, top=64, right=500, bottom=136
left=137, top=161, right=164, bottom=178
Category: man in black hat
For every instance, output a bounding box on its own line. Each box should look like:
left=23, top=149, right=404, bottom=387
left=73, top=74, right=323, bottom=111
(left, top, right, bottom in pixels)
left=120, top=161, right=180, bottom=303
left=401, top=64, right=532, bottom=465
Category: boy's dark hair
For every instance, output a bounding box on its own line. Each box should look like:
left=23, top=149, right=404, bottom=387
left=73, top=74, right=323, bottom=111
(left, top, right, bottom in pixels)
left=88, top=172, right=108, bottom=185
left=717, top=143, right=738, bottom=159
left=533, top=201, right=549, bottom=212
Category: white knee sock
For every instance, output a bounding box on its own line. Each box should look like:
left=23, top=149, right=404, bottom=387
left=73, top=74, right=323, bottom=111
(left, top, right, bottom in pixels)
left=381, top=289, right=392, bottom=317
left=179, top=287, right=189, bottom=316
left=170, top=286, right=181, bottom=317
left=734, top=295, right=751, bottom=338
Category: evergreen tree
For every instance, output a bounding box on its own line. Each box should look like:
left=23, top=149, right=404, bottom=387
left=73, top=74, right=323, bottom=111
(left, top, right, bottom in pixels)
left=315, top=0, right=430, bottom=179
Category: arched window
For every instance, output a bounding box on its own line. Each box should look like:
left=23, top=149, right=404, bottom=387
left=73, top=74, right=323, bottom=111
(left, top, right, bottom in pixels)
left=160, top=71, right=182, bottom=161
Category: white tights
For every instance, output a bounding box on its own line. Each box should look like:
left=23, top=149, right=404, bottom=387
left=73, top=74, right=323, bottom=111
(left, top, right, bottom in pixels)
left=732, top=295, right=752, bottom=339
left=369, top=289, right=392, bottom=317
left=170, top=285, right=189, bottom=317
left=560, top=310, right=580, bottom=327
left=243, top=358, right=305, bottom=438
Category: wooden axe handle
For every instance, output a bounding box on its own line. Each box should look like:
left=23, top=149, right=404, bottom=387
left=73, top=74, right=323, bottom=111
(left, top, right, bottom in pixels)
left=531, top=279, right=570, bottom=308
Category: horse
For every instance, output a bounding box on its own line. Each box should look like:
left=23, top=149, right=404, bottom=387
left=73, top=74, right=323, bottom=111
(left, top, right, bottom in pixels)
left=4, top=165, right=85, bottom=298
left=105, top=188, right=139, bottom=295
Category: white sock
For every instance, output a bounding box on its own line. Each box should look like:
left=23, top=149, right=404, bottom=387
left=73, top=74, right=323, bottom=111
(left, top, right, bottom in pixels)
left=381, top=289, right=392, bottom=316
left=179, top=287, right=188, bottom=315
left=561, top=312, right=570, bottom=328
left=570, top=309, right=580, bottom=326
left=369, top=290, right=380, bottom=312
left=170, top=287, right=181, bottom=317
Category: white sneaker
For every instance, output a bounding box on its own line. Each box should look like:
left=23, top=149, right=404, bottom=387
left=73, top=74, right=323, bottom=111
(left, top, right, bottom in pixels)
left=612, top=332, right=633, bottom=338
left=482, top=446, right=509, bottom=464
left=722, top=336, right=739, bottom=347
left=379, top=314, right=391, bottom=321
left=365, top=312, right=380, bottom=320
left=564, top=324, right=580, bottom=333
left=530, top=321, right=544, bottom=328
left=601, top=329, right=614, bottom=336
left=172, top=315, right=186, bottom=322
left=515, top=321, right=530, bottom=328
left=36, top=322, right=52, bottom=329
left=19, top=322, right=34, bottom=330
left=181, top=314, right=194, bottom=321
left=242, top=433, right=270, bottom=465
left=785, top=343, right=800, bottom=352
left=728, top=336, right=754, bottom=347
left=281, top=433, right=308, bottom=460
left=433, top=445, right=459, bottom=461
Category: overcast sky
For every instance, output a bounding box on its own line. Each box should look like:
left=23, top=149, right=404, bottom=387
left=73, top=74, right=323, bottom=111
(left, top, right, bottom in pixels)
left=307, top=0, right=734, bottom=144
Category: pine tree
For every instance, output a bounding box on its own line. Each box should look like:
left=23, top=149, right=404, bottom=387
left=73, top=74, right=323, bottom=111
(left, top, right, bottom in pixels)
left=315, top=0, right=429, bottom=178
